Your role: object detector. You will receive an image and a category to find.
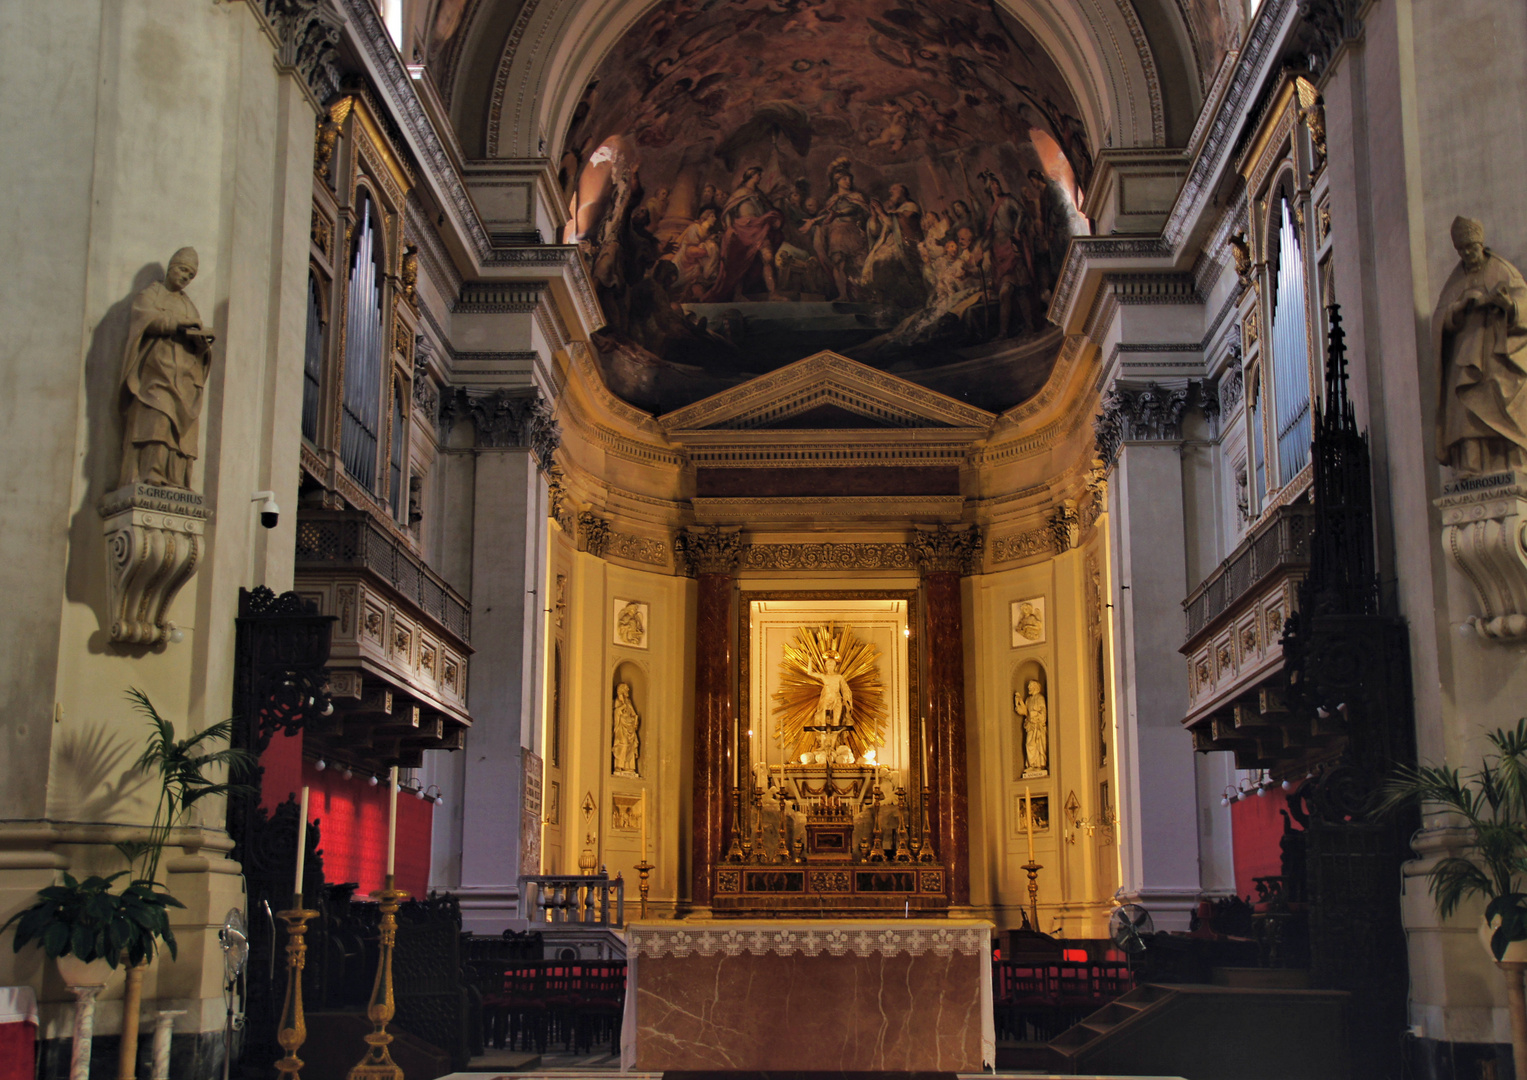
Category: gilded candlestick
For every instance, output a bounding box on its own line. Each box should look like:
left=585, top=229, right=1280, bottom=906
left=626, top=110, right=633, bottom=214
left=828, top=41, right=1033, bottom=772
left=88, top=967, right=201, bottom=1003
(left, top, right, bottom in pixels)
left=725, top=787, right=746, bottom=862
left=918, top=786, right=937, bottom=863
left=634, top=860, right=654, bottom=919
left=345, top=877, right=409, bottom=1080
left=274, top=906, right=319, bottom=1080
left=1021, top=860, right=1042, bottom=931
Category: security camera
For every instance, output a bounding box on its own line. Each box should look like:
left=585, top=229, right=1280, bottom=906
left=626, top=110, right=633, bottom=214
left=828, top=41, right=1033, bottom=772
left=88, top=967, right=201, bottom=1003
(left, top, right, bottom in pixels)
left=252, top=491, right=280, bottom=530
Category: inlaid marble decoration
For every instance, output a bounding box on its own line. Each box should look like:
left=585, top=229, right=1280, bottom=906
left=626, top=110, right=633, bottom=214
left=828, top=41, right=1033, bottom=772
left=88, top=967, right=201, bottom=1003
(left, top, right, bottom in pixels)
left=1011, top=596, right=1045, bottom=645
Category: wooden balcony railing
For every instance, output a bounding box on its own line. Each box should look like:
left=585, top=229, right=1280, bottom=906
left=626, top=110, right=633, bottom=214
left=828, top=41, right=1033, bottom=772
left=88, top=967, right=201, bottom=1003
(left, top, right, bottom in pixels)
left=1183, top=504, right=1314, bottom=645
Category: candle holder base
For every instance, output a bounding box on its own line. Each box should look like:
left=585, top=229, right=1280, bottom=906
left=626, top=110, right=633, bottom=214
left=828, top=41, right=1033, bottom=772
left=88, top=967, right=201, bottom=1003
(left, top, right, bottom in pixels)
left=345, top=880, right=409, bottom=1080
left=1021, top=860, right=1043, bottom=932
left=275, top=907, right=320, bottom=1080
left=635, top=860, right=654, bottom=919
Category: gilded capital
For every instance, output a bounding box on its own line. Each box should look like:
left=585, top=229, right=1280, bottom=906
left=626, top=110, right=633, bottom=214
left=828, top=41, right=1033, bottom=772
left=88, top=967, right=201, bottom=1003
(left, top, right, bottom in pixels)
left=676, top=526, right=743, bottom=576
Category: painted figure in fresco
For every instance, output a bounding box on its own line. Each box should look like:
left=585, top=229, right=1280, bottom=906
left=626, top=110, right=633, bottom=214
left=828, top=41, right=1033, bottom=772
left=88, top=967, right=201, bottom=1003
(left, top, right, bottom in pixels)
left=612, top=682, right=642, bottom=775
left=703, top=166, right=786, bottom=301
left=669, top=207, right=722, bottom=299
left=862, top=183, right=927, bottom=307
left=118, top=247, right=215, bottom=490
left=1014, top=679, right=1048, bottom=778
left=981, top=170, right=1030, bottom=338
left=810, top=158, right=873, bottom=301
left=1434, top=215, right=1527, bottom=473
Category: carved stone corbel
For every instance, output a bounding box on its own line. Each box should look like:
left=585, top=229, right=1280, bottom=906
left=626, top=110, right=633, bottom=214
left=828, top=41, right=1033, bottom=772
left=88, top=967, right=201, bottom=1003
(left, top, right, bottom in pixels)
left=1436, top=472, right=1527, bottom=640
left=98, top=484, right=214, bottom=645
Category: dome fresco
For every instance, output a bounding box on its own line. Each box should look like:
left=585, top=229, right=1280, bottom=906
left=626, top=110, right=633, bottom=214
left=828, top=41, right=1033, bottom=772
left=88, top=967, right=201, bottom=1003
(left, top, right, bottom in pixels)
left=559, top=0, right=1094, bottom=414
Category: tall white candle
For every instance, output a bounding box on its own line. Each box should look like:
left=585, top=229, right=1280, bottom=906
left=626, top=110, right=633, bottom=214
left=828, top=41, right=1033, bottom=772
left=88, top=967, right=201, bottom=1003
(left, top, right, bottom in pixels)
left=1024, top=789, right=1036, bottom=863
left=385, top=766, right=399, bottom=878
left=294, top=786, right=310, bottom=906
left=641, top=788, right=648, bottom=859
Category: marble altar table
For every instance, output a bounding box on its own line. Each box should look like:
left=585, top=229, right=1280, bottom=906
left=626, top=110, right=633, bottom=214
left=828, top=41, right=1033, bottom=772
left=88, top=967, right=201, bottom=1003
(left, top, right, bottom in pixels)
left=620, top=919, right=995, bottom=1072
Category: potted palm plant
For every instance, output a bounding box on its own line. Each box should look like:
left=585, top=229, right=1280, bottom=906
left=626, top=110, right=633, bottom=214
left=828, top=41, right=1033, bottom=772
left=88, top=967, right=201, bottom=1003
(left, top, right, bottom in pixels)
left=2, top=689, right=253, bottom=1072
left=1379, top=716, right=1527, bottom=1073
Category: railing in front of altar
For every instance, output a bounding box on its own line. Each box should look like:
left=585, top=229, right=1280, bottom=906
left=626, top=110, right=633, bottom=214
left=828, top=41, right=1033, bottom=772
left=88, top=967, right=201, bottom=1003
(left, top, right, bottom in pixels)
left=518, top=873, right=625, bottom=926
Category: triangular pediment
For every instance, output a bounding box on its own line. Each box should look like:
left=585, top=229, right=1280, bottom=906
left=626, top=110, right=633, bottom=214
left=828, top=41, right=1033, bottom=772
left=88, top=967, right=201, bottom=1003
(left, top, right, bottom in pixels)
left=658, top=352, right=997, bottom=432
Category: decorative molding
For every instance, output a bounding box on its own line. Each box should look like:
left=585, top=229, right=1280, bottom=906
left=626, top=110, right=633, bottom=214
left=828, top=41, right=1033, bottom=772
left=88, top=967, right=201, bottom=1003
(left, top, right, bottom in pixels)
left=991, top=526, right=1051, bottom=564
left=98, top=484, right=214, bottom=645
left=442, top=386, right=560, bottom=466
left=1050, top=500, right=1082, bottom=554
left=546, top=467, right=576, bottom=532
left=911, top=524, right=982, bottom=575
left=1095, top=382, right=1191, bottom=459
left=691, top=496, right=965, bottom=525
left=605, top=530, right=668, bottom=567
left=339, top=0, right=494, bottom=262
left=738, top=543, right=918, bottom=572
left=577, top=510, right=611, bottom=557
left=628, top=923, right=989, bottom=959
left=243, top=0, right=344, bottom=111
left=1435, top=472, right=1527, bottom=641
left=452, top=281, right=546, bottom=313
left=661, top=351, right=996, bottom=433
left=1295, top=0, right=1363, bottom=76
left=675, top=526, right=743, bottom=576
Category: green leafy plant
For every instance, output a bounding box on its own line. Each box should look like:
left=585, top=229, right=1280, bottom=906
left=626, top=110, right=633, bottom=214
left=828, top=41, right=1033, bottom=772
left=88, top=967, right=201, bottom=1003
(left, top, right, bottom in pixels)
left=0, top=871, right=184, bottom=969
left=1, top=691, right=253, bottom=972
left=1378, top=717, right=1527, bottom=960
left=113, top=687, right=256, bottom=886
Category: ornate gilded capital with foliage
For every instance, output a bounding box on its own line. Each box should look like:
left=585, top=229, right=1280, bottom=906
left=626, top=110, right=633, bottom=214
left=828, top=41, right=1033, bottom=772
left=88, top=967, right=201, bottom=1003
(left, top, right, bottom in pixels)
left=676, top=526, right=743, bottom=576
left=911, top=524, right=982, bottom=575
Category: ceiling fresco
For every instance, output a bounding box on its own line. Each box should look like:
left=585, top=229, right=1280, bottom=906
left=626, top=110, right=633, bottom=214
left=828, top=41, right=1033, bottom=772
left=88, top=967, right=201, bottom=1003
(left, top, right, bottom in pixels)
left=558, top=0, right=1095, bottom=415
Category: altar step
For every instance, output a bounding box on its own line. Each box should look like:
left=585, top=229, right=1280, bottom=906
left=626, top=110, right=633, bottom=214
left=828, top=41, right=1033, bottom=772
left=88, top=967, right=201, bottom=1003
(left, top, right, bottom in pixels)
left=1043, top=982, right=1350, bottom=1078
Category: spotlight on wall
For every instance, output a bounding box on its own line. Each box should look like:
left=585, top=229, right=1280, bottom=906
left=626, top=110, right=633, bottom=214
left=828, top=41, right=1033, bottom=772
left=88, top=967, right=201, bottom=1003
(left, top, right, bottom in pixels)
left=368, top=774, right=379, bottom=787
left=341, top=766, right=353, bottom=781
left=315, top=759, right=327, bottom=772
left=424, top=784, right=444, bottom=806
left=168, top=626, right=185, bottom=644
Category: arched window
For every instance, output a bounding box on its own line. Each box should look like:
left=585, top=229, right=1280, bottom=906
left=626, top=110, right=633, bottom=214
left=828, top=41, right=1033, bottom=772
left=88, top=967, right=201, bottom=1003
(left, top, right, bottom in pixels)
left=301, top=274, right=325, bottom=443
left=1268, top=191, right=1312, bottom=484
left=342, top=195, right=385, bottom=491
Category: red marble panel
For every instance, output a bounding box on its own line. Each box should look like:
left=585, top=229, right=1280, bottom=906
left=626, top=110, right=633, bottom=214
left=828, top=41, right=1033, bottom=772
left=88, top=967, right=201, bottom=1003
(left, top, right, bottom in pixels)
left=633, top=949, right=984, bottom=1071
left=923, top=571, right=970, bottom=905
left=691, top=573, right=735, bottom=907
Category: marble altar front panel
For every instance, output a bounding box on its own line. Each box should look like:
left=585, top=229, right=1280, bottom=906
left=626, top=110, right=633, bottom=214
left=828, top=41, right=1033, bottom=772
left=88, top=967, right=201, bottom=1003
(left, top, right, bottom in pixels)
left=620, top=919, right=995, bottom=1072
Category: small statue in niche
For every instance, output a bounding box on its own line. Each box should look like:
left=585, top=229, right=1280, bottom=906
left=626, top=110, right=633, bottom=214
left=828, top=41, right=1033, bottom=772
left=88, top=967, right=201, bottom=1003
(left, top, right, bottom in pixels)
left=1435, top=216, right=1527, bottom=474
left=612, top=682, right=641, bottom=776
left=1015, top=678, right=1049, bottom=778
left=118, top=248, right=216, bottom=489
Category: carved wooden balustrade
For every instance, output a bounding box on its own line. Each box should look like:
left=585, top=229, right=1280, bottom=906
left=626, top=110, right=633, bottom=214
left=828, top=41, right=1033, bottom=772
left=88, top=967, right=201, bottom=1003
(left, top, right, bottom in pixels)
left=294, top=509, right=472, bottom=770
left=1180, top=504, right=1331, bottom=768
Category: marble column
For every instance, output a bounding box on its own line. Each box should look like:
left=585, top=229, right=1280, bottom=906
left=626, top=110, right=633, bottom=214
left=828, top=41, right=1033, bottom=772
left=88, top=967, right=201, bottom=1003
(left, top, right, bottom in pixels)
left=914, top=526, right=981, bottom=907
left=680, top=528, right=741, bottom=910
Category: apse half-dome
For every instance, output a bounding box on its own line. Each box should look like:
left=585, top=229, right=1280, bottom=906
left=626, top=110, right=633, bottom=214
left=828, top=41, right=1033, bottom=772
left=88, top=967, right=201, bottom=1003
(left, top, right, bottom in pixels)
left=561, top=0, right=1093, bottom=415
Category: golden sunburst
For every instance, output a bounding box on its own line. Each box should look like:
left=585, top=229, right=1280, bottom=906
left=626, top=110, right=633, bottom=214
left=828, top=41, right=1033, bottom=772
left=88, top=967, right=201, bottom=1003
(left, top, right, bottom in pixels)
left=772, top=623, right=888, bottom=761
